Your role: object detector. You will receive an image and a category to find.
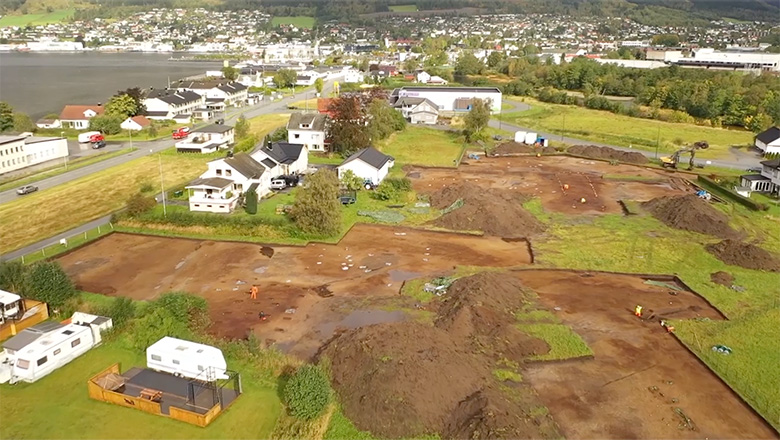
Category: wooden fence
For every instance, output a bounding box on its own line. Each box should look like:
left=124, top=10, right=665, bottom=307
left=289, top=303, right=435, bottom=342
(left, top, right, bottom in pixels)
left=0, top=299, right=49, bottom=341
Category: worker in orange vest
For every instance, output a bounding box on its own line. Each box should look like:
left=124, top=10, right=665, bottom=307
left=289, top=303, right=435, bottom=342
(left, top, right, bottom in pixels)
left=250, top=285, right=258, bottom=300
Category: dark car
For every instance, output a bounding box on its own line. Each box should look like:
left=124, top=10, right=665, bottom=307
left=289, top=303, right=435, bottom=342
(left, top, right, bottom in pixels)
left=16, top=185, right=38, bottom=195
left=746, top=167, right=762, bottom=173
left=92, top=140, right=106, bottom=149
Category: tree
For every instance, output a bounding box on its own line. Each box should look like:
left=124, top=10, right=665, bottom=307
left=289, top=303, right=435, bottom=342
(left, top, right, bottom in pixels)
left=89, top=114, right=123, bottom=135
left=314, top=77, right=324, bottom=95
left=105, top=94, right=137, bottom=118
left=327, top=92, right=378, bottom=156
left=13, top=113, right=34, bottom=132
left=652, top=34, right=681, bottom=47
left=0, top=260, right=26, bottom=293
left=454, top=52, right=485, bottom=76
left=0, top=101, right=14, bottom=132
left=487, top=51, right=505, bottom=69
left=101, top=297, right=135, bottom=328
left=367, top=99, right=406, bottom=141
left=283, top=365, right=331, bottom=420
left=235, top=115, right=250, bottom=139
left=115, top=87, right=146, bottom=116
left=291, top=169, right=341, bottom=236
left=273, top=69, right=298, bottom=89
left=245, top=188, right=258, bottom=214
left=126, top=192, right=156, bottom=217
left=463, top=98, right=491, bottom=142
left=340, top=169, right=364, bottom=191
left=403, top=56, right=420, bottom=72
left=222, top=66, right=239, bottom=81
left=24, top=261, right=76, bottom=309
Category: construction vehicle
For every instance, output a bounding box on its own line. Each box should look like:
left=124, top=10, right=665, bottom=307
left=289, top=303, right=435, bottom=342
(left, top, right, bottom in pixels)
left=661, top=141, right=709, bottom=170
left=172, top=127, right=191, bottom=140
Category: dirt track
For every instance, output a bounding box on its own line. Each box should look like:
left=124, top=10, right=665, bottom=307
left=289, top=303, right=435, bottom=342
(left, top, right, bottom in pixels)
left=409, top=155, right=691, bottom=215
left=57, top=225, right=532, bottom=344
left=511, top=270, right=777, bottom=440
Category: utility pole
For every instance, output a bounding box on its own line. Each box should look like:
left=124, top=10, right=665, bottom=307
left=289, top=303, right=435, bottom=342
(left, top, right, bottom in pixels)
left=128, top=128, right=133, bottom=150
left=655, top=126, right=660, bottom=159
left=561, top=113, right=565, bottom=141
left=155, top=151, right=167, bottom=216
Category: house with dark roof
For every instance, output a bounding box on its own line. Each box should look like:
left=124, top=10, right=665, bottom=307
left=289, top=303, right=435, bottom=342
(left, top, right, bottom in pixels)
left=143, top=89, right=206, bottom=122
left=286, top=113, right=328, bottom=151
left=755, top=126, right=780, bottom=155
left=186, top=152, right=270, bottom=213
left=391, top=86, right=502, bottom=114
left=393, top=97, right=439, bottom=125
left=59, top=105, right=104, bottom=130
left=337, top=147, right=394, bottom=185
left=251, top=141, right=309, bottom=176
left=175, top=123, right=235, bottom=154
left=176, top=80, right=248, bottom=108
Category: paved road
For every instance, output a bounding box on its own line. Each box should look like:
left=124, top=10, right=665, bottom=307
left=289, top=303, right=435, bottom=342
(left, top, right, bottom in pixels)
left=0, top=81, right=332, bottom=205
left=2, top=215, right=113, bottom=261
left=492, top=99, right=762, bottom=171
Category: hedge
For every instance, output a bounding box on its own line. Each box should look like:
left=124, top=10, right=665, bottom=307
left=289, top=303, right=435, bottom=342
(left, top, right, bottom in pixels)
left=697, top=175, right=767, bottom=211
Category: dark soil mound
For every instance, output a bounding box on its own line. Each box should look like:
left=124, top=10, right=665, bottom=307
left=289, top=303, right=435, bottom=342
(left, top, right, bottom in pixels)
left=642, top=195, right=739, bottom=238
left=321, top=322, right=489, bottom=438
left=429, top=182, right=545, bottom=237
left=492, top=142, right=557, bottom=156
left=445, top=388, right=558, bottom=440
left=568, top=145, right=648, bottom=164
left=436, top=273, right=549, bottom=361
left=710, top=271, right=735, bottom=286
left=706, top=240, right=780, bottom=272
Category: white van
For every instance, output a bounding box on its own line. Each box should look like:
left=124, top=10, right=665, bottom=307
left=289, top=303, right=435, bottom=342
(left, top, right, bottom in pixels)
left=146, top=337, right=229, bottom=382
left=270, top=179, right=287, bottom=190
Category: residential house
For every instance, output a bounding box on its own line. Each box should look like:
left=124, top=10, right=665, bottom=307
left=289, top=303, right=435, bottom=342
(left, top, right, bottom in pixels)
left=369, top=64, right=398, bottom=77
left=416, top=71, right=431, bottom=83
left=176, top=80, right=248, bottom=108
left=251, top=142, right=309, bottom=176
left=337, top=147, right=394, bottom=185
left=393, top=97, right=439, bottom=125
left=343, top=69, right=364, bottom=83
left=286, top=113, right=328, bottom=151
left=59, top=105, right=104, bottom=130
left=35, top=118, right=61, bottom=129
left=740, top=158, right=780, bottom=195
left=296, top=73, right=317, bottom=87
left=143, top=89, right=206, bottom=123
left=176, top=124, right=235, bottom=154
left=755, top=126, right=780, bottom=155
left=120, top=115, right=151, bottom=131
left=428, top=75, right=449, bottom=85
left=186, top=153, right=269, bottom=213
left=0, top=135, right=68, bottom=175
left=390, top=86, right=502, bottom=114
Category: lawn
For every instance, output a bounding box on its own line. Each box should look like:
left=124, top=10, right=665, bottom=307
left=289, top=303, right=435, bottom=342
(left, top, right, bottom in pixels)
left=0, top=9, right=73, bottom=27
left=376, top=126, right=466, bottom=167
left=288, top=98, right=318, bottom=110
left=516, top=323, right=593, bottom=361
left=499, top=97, right=754, bottom=159
left=271, top=16, right=316, bottom=28
left=248, top=113, right=290, bottom=140
left=389, top=4, right=418, bottom=12
left=0, top=153, right=210, bottom=254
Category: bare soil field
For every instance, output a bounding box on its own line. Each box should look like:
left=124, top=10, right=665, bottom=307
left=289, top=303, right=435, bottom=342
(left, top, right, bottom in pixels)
left=408, top=155, right=691, bottom=215
left=57, top=225, right=532, bottom=348
left=511, top=269, right=777, bottom=440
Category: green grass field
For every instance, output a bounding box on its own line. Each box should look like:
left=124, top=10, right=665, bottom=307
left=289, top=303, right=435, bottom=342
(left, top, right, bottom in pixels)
left=271, top=16, right=316, bottom=28
left=0, top=9, right=73, bottom=27
left=389, top=4, right=418, bottom=12
left=500, top=98, right=754, bottom=159
left=0, top=338, right=281, bottom=439
left=248, top=113, right=290, bottom=140
left=376, top=126, right=466, bottom=167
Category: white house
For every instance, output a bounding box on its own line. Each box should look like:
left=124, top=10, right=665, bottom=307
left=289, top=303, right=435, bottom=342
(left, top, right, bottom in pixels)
left=337, top=147, right=394, bottom=185
left=428, top=75, right=449, bottom=85
left=391, top=86, right=502, bottom=114
left=146, top=337, right=229, bottom=381
left=176, top=80, right=248, bottom=107
left=120, top=115, right=152, bottom=132
left=251, top=142, right=309, bottom=176
left=755, top=127, right=780, bottom=155
left=176, top=123, right=235, bottom=154
left=287, top=113, right=328, bottom=151
left=35, top=118, right=61, bottom=129
left=186, top=153, right=269, bottom=213
left=143, top=89, right=206, bottom=123
left=343, top=69, right=364, bottom=83
left=59, top=105, right=104, bottom=130
left=0, top=313, right=112, bottom=384
left=416, top=71, right=431, bottom=83
left=393, top=97, right=439, bottom=125
left=0, top=135, right=69, bottom=175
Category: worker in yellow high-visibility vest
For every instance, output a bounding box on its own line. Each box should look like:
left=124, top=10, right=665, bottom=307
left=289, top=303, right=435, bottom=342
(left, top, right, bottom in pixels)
left=635, top=305, right=643, bottom=317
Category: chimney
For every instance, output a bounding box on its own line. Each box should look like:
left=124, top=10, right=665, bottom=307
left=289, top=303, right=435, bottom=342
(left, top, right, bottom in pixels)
left=267, top=141, right=273, bottom=150
left=97, top=102, right=102, bottom=107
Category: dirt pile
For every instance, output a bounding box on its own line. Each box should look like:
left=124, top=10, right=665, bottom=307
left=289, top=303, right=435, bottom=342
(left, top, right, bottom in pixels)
left=436, top=273, right=549, bottom=361
left=492, top=142, right=556, bottom=156
left=642, top=195, right=739, bottom=238
left=710, top=271, right=734, bottom=286
left=429, top=182, right=545, bottom=237
left=706, top=240, right=780, bottom=272
left=568, top=145, right=648, bottom=164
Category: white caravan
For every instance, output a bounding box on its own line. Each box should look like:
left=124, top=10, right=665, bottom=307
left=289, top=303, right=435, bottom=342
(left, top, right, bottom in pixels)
left=146, top=337, right=229, bottom=381
left=0, top=289, right=22, bottom=324
left=0, top=312, right=113, bottom=384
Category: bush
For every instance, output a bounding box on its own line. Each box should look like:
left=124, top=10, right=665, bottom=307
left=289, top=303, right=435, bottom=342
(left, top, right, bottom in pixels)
left=0, top=260, right=26, bottom=292
left=340, top=170, right=364, bottom=192
left=234, top=135, right=258, bottom=153
left=101, top=297, right=135, bottom=328
left=126, top=192, right=156, bottom=217
left=24, top=262, right=76, bottom=309
left=245, top=188, right=258, bottom=214
left=140, top=182, right=154, bottom=193
left=130, top=292, right=210, bottom=351
left=283, top=364, right=331, bottom=420
left=291, top=169, right=341, bottom=236
left=373, top=177, right=412, bottom=201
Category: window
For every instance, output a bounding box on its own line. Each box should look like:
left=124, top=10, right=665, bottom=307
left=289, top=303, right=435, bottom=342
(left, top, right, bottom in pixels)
left=198, top=365, right=205, bottom=371
left=62, top=330, right=74, bottom=335
left=226, top=169, right=232, bottom=176
left=207, top=204, right=212, bottom=208
left=294, top=134, right=300, bottom=139
left=71, top=338, right=81, bottom=348
left=216, top=169, right=222, bottom=176
left=173, top=359, right=180, bottom=365
left=151, top=354, right=162, bottom=362
left=194, top=204, right=200, bottom=207
left=37, top=356, right=48, bottom=366
left=53, top=349, right=61, bottom=356
left=16, top=359, right=29, bottom=370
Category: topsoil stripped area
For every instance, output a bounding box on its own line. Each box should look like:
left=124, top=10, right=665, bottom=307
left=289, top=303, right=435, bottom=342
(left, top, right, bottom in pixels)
left=409, top=155, right=690, bottom=215
left=57, top=224, right=532, bottom=349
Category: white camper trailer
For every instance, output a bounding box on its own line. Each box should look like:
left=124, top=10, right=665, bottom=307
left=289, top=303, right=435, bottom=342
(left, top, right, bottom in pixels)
left=513, top=131, right=526, bottom=143
left=146, top=337, right=229, bottom=381
left=0, top=289, right=22, bottom=324
left=0, top=313, right=113, bottom=384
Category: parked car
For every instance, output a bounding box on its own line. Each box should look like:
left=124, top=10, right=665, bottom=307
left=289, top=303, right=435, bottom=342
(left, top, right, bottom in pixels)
left=92, top=140, right=106, bottom=149
left=16, top=185, right=38, bottom=195
left=278, top=175, right=300, bottom=187
left=270, top=179, right=287, bottom=190
left=339, top=191, right=356, bottom=205
left=746, top=167, right=762, bottom=173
